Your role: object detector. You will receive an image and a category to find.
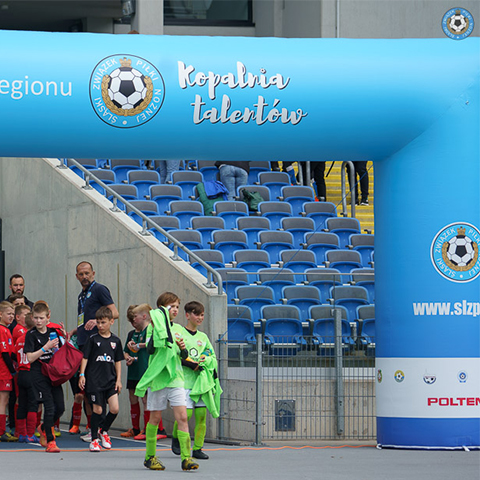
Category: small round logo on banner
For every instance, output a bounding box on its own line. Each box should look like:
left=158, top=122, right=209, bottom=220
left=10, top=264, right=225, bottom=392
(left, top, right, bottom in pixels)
left=431, top=222, right=480, bottom=283
left=394, top=370, right=405, bottom=383
left=377, top=369, right=382, bottom=383
left=89, top=54, right=165, bottom=128
left=457, top=371, right=468, bottom=383
left=442, top=8, right=475, bottom=40
left=423, top=374, right=436, bottom=385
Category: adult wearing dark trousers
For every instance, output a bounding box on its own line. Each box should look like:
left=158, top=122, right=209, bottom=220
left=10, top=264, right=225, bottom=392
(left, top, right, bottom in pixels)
left=346, top=161, right=369, bottom=205
left=69, top=261, right=119, bottom=438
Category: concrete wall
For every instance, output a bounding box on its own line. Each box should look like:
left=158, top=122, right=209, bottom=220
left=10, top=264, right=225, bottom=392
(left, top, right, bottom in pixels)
left=0, top=158, right=226, bottom=436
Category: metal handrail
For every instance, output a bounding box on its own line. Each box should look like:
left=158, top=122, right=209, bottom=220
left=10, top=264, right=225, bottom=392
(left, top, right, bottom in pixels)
left=58, top=159, right=224, bottom=295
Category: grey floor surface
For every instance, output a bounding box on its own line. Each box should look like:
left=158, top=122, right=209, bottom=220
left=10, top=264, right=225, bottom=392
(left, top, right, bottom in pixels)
left=1, top=429, right=478, bottom=480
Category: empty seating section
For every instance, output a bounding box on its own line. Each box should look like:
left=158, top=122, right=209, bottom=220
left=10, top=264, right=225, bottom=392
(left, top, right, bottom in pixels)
left=67, top=159, right=376, bottom=356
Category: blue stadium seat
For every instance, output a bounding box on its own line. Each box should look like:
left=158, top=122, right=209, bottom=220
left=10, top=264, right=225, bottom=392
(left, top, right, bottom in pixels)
left=233, top=250, right=271, bottom=281
left=261, top=305, right=307, bottom=355
left=189, top=249, right=225, bottom=277
left=257, top=231, right=294, bottom=263
left=110, top=159, right=143, bottom=183
left=235, top=285, right=276, bottom=322
left=210, top=230, right=249, bottom=264
left=350, top=268, right=375, bottom=303
left=196, top=161, right=218, bottom=183
left=257, top=268, right=295, bottom=302
left=329, top=285, right=369, bottom=323
left=126, top=200, right=159, bottom=225
left=171, top=170, right=204, bottom=199
left=149, top=184, right=183, bottom=214
left=128, top=170, right=160, bottom=199
left=278, top=250, right=318, bottom=280
left=148, top=216, right=180, bottom=242
left=191, top=216, right=226, bottom=248
left=166, top=200, right=204, bottom=229
left=304, top=268, right=343, bottom=303
left=325, top=249, right=363, bottom=274
left=247, top=161, right=271, bottom=184
left=217, top=268, right=249, bottom=302
left=258, top=171, right=291, bottom=200
left=302, top=201, right=337, bottom=231
left=236, top=216, right=271, bottom=249
left=303, top=232, right=340, bottom=265
left=281, top=285, right=321, bottom=322
left=280, top=217, right=315, bottom=247
left=325, top=217, right=361, bottom=249
left=166, top=229, right=203, bottom=261
left=279, top=185, right=316, bottom=215
left=258, top=201, right=293, bottom=230
left=213, top=201, right=249, bottom=229
left=348, top=233, right=374, bottom=267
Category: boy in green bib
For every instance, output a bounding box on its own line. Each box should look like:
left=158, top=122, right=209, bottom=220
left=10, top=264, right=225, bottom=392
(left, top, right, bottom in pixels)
left=171, top=301, right=222, bottom=461
left=135, top=292, right=198, bottom=472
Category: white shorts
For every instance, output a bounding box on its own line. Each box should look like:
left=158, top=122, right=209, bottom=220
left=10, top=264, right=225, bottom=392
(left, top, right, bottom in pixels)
left=185, top=389, right=206, bottom=410
left=146, top=387, right=186, bottom=411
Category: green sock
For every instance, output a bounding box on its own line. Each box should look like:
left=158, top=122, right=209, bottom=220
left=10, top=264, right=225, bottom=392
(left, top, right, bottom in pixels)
left=193, top=407, right=207, bottom=451
left=177, top=430, right=191, bottom=461
left=145, top=422, right=158, bottom=460
left=172, top=408, right=193, bottom=439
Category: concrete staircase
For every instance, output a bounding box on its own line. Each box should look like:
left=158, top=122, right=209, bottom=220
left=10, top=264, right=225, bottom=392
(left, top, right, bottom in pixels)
left=322, top=161, right=374, bottom=233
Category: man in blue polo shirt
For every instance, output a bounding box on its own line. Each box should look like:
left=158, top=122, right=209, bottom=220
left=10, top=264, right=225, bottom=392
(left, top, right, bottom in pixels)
left=70, top=261, right=119, bottom=439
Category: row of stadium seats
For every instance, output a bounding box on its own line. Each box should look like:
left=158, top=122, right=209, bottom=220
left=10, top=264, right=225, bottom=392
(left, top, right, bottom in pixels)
left=227, top=304, right=375, bottom=357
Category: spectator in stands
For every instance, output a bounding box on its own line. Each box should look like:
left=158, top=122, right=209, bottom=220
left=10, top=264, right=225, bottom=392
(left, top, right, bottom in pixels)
left=157, top=160, right=181, bottom=184
left=346, top=161, right=369, bottom=205
left=5, top=275, right=33, bottom=309
left=311, top=162, right=327, bottom=201
left=214, top=161, right=250, bottom=201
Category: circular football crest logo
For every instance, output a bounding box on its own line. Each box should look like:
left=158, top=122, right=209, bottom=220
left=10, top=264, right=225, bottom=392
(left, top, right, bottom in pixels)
left=431, top=222, right=480, bottom=282
left=89, top=54, right=165, bottom=128
left=394, top=370, right=405, bottom=383
left=442, top=8, right=475, bottom=40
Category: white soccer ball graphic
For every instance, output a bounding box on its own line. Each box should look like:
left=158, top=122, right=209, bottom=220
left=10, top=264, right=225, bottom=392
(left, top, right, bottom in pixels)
left=108, top=67, right=147, bottom=110
left=447, top=235, right=475, bottom=267
left=449, top=13, right=467, bottom=33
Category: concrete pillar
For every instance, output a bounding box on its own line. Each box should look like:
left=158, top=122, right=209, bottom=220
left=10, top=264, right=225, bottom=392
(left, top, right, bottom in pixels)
left=130, top=0, right=164, bottom=34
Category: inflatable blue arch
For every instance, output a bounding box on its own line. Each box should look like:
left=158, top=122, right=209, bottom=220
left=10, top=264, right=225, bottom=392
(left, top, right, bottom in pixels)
left=1, top=30, right=479, bottom=449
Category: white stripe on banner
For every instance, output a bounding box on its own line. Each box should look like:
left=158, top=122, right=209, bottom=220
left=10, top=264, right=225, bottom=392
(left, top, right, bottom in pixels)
left=376, top=358, right=480, bottom=418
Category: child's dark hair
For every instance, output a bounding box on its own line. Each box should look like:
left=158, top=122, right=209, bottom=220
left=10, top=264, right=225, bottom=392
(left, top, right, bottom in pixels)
left=32, top=302, right=49, bottom=316
left=96, top=306, right=113, bottom=320
left=15, top=305, right=31, bottom=317
left=156, top=291, right=180, bottom=308
left=126, top=305, right=138, bottom=324
left=25, top=313, right=35, bottom=330
left=184, top=301, right=204, bottom=315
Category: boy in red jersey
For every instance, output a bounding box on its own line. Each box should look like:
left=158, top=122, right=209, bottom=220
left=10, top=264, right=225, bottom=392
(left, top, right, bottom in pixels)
left=24, top=302, right=65, bottom=453
left=12, top=305, right=30, bottom=345
left=15, top=313, right=39, bottom=443
left=0, top=301, right=17, bottom=442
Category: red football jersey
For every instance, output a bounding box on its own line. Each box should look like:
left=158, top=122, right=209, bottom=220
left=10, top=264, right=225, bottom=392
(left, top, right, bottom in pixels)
left=12, top=324, right=27, bottom=345
left=0, top=324, right=14, bottom=380
left=15, top=332, right=30, bottom=372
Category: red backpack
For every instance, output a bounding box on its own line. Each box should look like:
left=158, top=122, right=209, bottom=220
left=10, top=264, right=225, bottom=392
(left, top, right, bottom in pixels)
left=41, top=341, right=84, bottom=387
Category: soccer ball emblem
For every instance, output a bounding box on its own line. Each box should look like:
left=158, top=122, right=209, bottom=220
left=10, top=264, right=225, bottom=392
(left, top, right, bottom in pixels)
left=108, top=67, right=147, bottom=110
left=394, top=370, right=404, bottom=383
left=448, top=11, right=468, bottom=34
left=423, top=375, right=436, bottom=385
left=446, top=235, right=475, bottom=268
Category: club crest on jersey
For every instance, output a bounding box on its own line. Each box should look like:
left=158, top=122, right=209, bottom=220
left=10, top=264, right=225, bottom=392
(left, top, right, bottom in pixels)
left=110, top=342, right=116, bottom=349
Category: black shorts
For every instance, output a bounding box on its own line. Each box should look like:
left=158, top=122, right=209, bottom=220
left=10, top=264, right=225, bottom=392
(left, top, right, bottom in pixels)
left=87, top=387, right=117, bottom=407
left=126, top=379, right=139, bottom=390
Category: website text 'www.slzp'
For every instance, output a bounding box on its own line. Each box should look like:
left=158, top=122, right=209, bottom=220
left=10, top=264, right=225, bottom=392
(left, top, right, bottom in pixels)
left=413, top=301, right=480, bottom=317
